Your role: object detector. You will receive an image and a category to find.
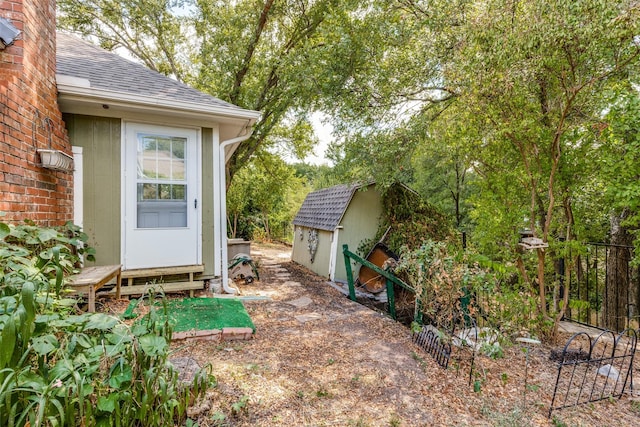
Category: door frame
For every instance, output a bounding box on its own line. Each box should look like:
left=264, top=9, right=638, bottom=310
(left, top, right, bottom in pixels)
left=121, top=121, right=202, bottom=270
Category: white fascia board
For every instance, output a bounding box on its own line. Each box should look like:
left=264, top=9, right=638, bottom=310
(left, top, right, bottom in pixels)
left=56, top=78, right=261, bottom=123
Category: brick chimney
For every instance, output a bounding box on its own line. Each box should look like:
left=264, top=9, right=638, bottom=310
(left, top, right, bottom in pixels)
left=0, top=0, right=73, bottom=226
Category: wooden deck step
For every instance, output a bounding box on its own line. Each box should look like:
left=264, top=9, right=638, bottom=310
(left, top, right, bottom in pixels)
left=117, top=265, right=205, bottom=297
left=103, top=281, right=204, bottom=297
left=121, top=265, right=205, bottom=279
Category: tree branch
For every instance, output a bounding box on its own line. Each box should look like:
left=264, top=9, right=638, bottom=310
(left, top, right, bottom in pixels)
left=230, top=0, right=275, bottom=104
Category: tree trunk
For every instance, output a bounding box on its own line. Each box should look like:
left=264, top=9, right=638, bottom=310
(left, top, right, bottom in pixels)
left=263, top=212, right=271, bottom=240
left=603, top=210, right=632, bottom=331
left=537, top=248, right=547, bottom=318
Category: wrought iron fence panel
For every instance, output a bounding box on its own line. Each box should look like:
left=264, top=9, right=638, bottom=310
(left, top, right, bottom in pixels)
left=413, top=326, right=452, bottom=369
left=566, top=243, right=639, bottom=331
left=549, top=328, right=637, bottom=417
left=412, top=321, right=478, bottom=386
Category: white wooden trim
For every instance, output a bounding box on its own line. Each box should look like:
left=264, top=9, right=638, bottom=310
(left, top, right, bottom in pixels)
left=196, top=128, right=203, bottom=265
left=120, top=121, right=126, bottom=269
left=72, top=146, right=83, bottom=228
left=329, top=227, right=342, bottom=281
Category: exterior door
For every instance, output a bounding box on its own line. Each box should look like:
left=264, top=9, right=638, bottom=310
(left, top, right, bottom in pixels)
left=123, top=123, right=200, bottom=269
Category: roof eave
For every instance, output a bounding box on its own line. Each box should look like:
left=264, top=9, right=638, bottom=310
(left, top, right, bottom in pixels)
left=56, top=78, right=262, bottom=124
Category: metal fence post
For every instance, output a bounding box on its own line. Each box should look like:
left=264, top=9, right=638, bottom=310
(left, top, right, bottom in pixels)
left=386, top=278, right=396, bottom=320
left=343, top=244, right=356, bottom=301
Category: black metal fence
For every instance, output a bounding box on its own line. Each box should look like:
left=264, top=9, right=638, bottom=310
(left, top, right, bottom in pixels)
left=413, top=326, right=452, bottom=369
left=565, top=243, right=640, bottom=331
left=412, top=322, right=478, bottom=386
left=549, top=328, right=637, bottom=417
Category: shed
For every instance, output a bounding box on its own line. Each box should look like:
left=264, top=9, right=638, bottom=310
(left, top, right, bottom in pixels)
left=291, top=183, right=383, bottom=282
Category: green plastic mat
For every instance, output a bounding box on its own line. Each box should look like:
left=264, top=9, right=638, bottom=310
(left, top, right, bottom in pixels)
left=160, top=298, right=255, bottom=332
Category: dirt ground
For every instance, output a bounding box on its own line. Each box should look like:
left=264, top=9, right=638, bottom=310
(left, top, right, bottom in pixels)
left=170, top=242, right=640, bottom=427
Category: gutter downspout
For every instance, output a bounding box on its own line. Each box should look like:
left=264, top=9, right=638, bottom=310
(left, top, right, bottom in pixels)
left=219, top=124, right=253, bottom=294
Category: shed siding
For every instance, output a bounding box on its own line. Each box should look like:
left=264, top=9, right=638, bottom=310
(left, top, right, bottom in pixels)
left=334, top=188, right=383, bottom=282
left=291, top=227, right=333, bottom=279
left=64, top=114, right=121, bottom=266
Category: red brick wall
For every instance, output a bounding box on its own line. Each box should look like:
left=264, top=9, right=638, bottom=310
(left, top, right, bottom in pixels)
left=0, top=0, right=73, bottom=226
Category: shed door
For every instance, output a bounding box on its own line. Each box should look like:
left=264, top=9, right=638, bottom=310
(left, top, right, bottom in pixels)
left=123, top=123, right=200, bottom=269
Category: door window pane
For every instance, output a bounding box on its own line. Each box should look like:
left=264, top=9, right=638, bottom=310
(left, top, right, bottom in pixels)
left=136, top=133, right=188, bottom=228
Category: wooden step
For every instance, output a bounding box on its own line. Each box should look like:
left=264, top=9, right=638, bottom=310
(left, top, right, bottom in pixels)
left=102, top=280, right=204, bottom=297
left=121, top=265, right=204, bottom=279
left=67, top=264, right=122, bottom=312
left=116, top=265, right=206, bottom=298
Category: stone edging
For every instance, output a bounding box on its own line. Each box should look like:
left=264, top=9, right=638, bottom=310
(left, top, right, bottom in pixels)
left=172, top=327, right=254, bottom=342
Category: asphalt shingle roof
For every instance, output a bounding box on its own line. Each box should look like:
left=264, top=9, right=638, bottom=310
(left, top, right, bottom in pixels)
left=56, top=32, right=240, bottom=110
left=293, top=183, right=366, bottom=231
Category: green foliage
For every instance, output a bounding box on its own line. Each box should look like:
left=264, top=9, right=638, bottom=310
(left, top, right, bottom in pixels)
left=230, top=395, right=249, bottom=417
left=396, top=240, right=548, bottom=337
left=1, top=221, right=94, bottom=299
left=481, top=404, right=533, bottom=427
left=377, top=184, right=454, bottom=254
left=0, top=220, right=213, bottom=426
left=292, top=162, right=343, bottom=191
left=411, top=117, right=480, bottom=230
left=227, top=154, right=308, bottom=242
left=500, top=372, right=508, bottom=385
left=475, top=273, right=547, bottom=338
left=57, top=0, right=191, bottom=81
left=396, top=241, right=460, bottom=329
left=193, top=0, right=378, bottom=182
left=597, top=89, right=640, bottom=260
left=479, top=341, right=503, bottom=360
left=551, top=416, right=568, bottom=427
left=413, top=0, right=640, bottom=324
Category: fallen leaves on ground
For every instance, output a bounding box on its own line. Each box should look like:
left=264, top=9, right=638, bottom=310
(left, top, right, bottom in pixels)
left=110, top=241, right=640, bottom=426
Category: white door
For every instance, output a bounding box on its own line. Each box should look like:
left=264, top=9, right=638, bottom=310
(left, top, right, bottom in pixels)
left=123, top=123, right=200, bottom=269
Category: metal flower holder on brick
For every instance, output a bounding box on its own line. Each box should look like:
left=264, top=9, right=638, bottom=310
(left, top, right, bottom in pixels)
left=33, top=112, right=74, bottom=172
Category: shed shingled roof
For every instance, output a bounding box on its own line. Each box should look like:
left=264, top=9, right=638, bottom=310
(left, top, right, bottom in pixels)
left=56, top=32, right=241, bottom=110
left=293, top=183, right=371, bottom=231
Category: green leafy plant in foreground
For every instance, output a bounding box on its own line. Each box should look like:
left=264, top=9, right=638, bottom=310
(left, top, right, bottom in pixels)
left=0, top=220, right=214, bottom=426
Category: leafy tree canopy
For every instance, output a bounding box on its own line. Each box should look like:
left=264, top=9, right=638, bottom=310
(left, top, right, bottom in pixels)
left=58, top=0, right=399, bottom=183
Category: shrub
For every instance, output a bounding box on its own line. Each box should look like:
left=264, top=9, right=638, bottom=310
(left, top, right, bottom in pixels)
left=0, top=220, right=213, bottom=426
left=395, top=240, right=544, bottom=339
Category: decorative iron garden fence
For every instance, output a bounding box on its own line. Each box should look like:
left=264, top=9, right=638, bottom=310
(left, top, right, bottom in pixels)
left=549, top=328, right=637, bottom=417
left=565, top=243, right=640, bottom=331
left=413, top=325, right=452, bottom=369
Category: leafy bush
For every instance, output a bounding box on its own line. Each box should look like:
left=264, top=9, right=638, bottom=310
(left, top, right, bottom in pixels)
left=378, top=184, right=454, bottom=253
left=395, top=241, right=477, bottom=332
left=395, top=240, right=545, bottom=339
left=0, top=220, right=213, bottom=426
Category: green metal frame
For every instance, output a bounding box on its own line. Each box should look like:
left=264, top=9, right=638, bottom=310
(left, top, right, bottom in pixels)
left=342, top=244, right=414, bottom=321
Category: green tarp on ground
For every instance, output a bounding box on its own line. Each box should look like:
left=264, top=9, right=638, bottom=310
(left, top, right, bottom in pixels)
left=149, top=297, right=255, bottom=332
